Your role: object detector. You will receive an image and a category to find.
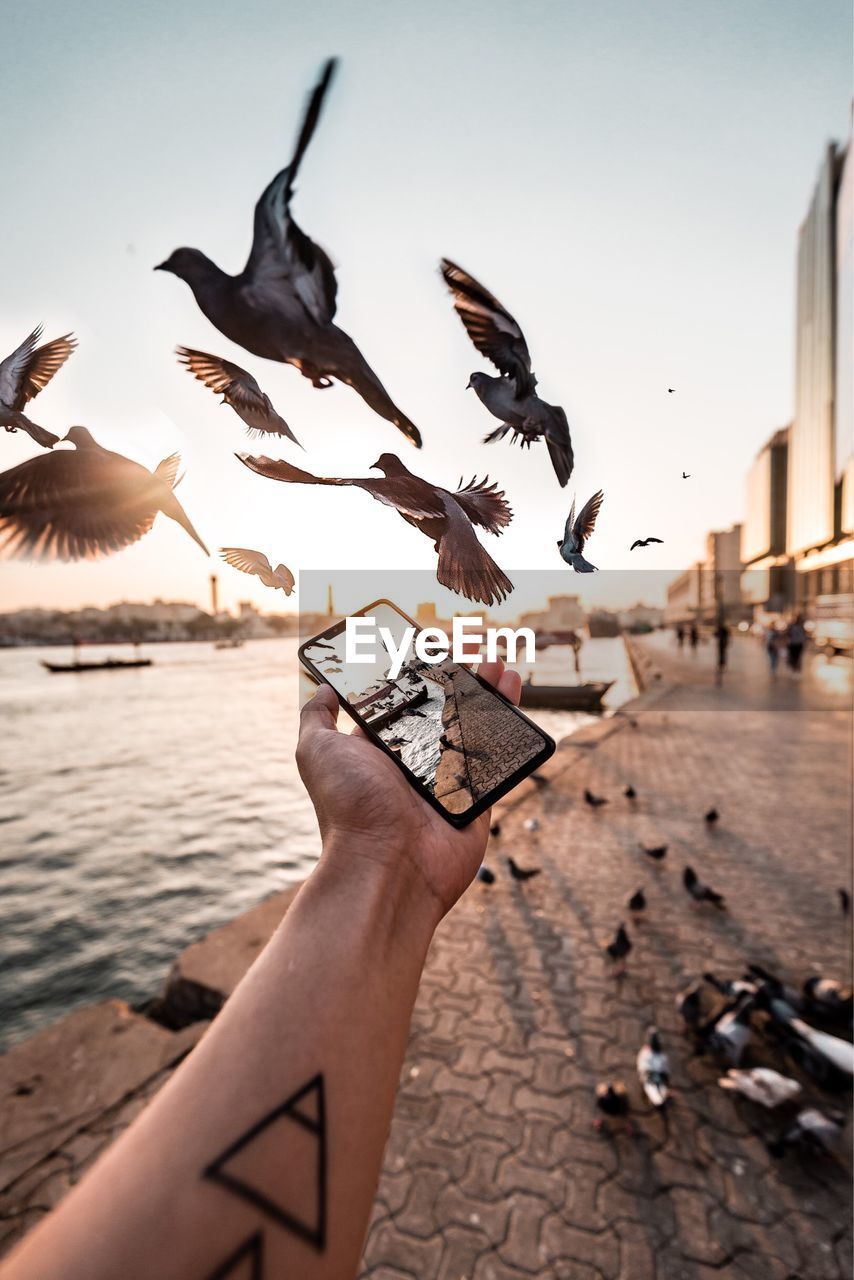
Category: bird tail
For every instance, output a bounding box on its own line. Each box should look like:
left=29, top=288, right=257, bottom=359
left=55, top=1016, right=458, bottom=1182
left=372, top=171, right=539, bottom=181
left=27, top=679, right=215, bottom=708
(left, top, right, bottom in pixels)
left=707, top=891, right=726, bottom=910
left=334, top=342, right=422, bottom=447
left=155, top=454, right=181, bottom=490
left=160, top=494, right=209, bottom=556
left=287, top=58, right=338, bottom=196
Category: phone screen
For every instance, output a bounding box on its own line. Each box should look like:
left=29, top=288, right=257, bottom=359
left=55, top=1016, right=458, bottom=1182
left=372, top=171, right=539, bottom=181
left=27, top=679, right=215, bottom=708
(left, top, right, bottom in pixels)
left=299, top=601, right=555, bottom=825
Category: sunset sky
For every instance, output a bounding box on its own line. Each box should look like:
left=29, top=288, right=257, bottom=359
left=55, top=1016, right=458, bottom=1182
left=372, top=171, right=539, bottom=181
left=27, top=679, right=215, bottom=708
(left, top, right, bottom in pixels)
left=1, top=0, right=851, bottom=614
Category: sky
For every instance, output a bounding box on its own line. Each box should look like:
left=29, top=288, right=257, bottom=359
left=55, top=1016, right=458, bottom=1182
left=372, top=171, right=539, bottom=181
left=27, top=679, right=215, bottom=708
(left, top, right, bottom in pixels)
left=0, top=0, right=851, bottom=615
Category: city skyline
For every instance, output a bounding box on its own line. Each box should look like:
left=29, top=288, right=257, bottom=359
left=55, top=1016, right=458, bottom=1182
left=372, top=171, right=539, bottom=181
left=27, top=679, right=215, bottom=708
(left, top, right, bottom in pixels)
left=1, top=0, right=851, bottom=613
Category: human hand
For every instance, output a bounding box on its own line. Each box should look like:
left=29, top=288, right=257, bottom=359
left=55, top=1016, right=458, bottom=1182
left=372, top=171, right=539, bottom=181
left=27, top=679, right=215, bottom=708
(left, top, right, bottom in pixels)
left=296, top=659, right=521, bottom=925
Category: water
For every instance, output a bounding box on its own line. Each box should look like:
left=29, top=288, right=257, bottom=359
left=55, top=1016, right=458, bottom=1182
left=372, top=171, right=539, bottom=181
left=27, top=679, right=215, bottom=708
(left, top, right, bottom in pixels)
left=0, top=636, right=633, bottom=1051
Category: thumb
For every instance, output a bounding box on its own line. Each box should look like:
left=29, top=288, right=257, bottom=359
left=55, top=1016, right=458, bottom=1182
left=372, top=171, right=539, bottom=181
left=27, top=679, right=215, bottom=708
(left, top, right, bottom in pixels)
left=299, top=683, right=340, bottom=742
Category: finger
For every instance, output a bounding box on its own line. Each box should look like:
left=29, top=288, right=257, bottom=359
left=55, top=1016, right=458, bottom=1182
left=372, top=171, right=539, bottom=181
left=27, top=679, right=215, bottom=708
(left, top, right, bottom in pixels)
left=498, top=668, right=522, bottom=707
left=299, top=684, right=339, bottom=740
left=476, top=658, right=506, bottom=689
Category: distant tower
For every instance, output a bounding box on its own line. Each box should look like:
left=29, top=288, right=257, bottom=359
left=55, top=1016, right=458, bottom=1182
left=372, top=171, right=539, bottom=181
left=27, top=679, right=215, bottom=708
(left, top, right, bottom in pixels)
left=210, top=574, right=219, bottom=617
left=326, top=583, right=335, bottom=616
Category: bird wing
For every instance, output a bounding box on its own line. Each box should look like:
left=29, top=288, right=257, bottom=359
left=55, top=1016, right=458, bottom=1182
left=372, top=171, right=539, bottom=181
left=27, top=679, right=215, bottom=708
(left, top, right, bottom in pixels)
left=274, top=564, right=296, bottom=594
left=647, top=537, right=663, bottom=544
left=0, top=447, right=162, bottom=560
left=0, top=328, right=77, bottom=411
left=440, top=259, right=536, bottom=397
left=562, top=497, right=577, bottom=547
left=177, top=348, right=265, bottom=411
left=630, top=540, right=643, bottom=551
left=573, top=490, right=604, bottom=550
left=236, top=453, right=446, bottom=521
left=243, top=60, right=339, bottom=325
left=435, top=496, right=514, bottom=606
left=538, top=403, right=574, bottom=487
left=452, top=475, right=513, bottom=535
left=220, top=546, right=275, bottom=583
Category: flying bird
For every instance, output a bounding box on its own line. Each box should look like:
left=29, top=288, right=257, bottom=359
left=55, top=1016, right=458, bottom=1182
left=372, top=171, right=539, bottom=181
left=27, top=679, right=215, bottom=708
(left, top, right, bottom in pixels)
left=604, top=923, right=631, bottom=975
left=439, top=259, right=573, bottom=486
left=667, top=388, right=675, bottom=394
left=683, top=865, right=726, bottom=908
left=177, top=348, right=302, bottom=447
left=156, top=59, right=421, bottom=448
left=507, top=856, right=540, bottom=882
left=219, top=547, right=295, bottom=595
left=237, top=452, right=513, bottom=606
left=676, top=980, right=705, bottom=1028
left=0, top=427, right=208, bottom=560
left=768, top=1108, right=847, bottom=1159
left=682, top=472, right=691, bottom=479
left=802, top=977, right=853, bottom=1025
left=558, top=491, right=604, bottom=573
left=584, top=788, right=608, bottom=808
left=718, top=1067, right=801, bottom=1109
left=629, top=537, right=663, bottom=551
left=640, top=843, right=667, bottom=861
left=0, top=326, right=77, bottom=450
left=627, top=887, right=646, bottom=913
left=637, top=1027, right=669, bottom=1107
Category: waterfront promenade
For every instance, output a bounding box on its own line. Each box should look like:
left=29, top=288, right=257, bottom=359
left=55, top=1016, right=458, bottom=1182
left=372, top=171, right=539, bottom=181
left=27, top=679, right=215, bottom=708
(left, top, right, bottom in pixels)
left=1, top=634, right=851, bottom=1277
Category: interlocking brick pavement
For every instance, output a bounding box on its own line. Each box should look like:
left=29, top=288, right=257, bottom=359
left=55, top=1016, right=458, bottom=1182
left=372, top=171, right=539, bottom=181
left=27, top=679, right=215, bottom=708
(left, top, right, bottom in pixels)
left=359, top=635, right=852, bottom=1280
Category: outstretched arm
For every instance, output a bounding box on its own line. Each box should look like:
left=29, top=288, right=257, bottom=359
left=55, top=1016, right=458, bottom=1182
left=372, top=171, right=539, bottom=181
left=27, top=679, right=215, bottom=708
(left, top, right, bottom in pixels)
left=2, top=662, right=520, bottom=1280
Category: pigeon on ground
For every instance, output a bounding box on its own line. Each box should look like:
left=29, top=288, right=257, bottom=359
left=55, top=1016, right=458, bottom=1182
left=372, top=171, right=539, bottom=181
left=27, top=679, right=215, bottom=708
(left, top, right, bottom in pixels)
left=476, top=865, right=496, bottom=885
left=802, top=977, right=853, bottom=1025
left=507, top=856, right=540, bottom=882
left=584, top=788, right=608, bottom=808
left=640, top=843, right=668, bottom=861
left=604, top=923, right=632, bottom=975
left=707, top=995, right=755, bottom=1064
left=704, top=807, right=719, bottom=824
left=703, top=973, right=757, bottom=1000
left=177, top=348, right=302, bottom=447
left=839, top=888, right=850, bottom=915
left=629, top=537, right=663, bottom=551
left=0, top=427, right=208, bottom=560
left=637, top=1027, right=669, bottom=1107
left=747, top=964, right=804, bottom=1012
left=0, top=326, right=77, bottom=450
left=624, top=785, right=637, bottom=800
left=219, top=547, right=295, bottom=594
left=718, top=1067, right=801, bottom=1109
left=768, top=1108, right=847, bottom=1159
left=676, top=980, right=705, bottom=1028
left=439, top=259, right=573, bottom=486
left=627, top=887, right=646, bottom=913
left=683, top=866, right=725, bottom=908
left=558, top=491, right=604, bottom=573
left=531, top=772, right=549, bottom=788
left=594, top=1081, right=631, bottom=1132
left=682, top=471, right=691, bottom=479
left=523, top=817, right=540, bottom=832
left=237, top=452, right=512, bottom=606
left=156, top=60, right=421, bottom=448
left=489, top=822, right=501, bottom=838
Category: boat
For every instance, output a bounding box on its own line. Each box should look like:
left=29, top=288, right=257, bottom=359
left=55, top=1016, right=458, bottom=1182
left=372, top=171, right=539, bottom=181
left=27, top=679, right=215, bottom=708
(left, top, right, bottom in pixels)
left=214, top=637, right=245, bottom=649
left=42, top=657, right=153, bottom=674
left=352, top=683, right=430, bottom=731
left=520, top=680, right=614, bottom=712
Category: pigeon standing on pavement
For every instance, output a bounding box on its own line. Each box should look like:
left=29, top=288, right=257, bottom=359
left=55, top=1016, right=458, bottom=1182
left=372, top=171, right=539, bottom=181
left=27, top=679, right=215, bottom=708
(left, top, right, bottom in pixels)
left=507, top=856, right=540, bottom=882
left=0, top=427, right=208, bottom=559
left=558, top=491, right=604, bottom=573
left=156, top=59, right=421, bottom=448
left=624, top=785, right=637, bottom=800
left=177, top=348, right=303, bottom=447
left=594, top=1081, right=631, bottom=1132
left=238, top=451, right=513, bottom=606
left=584, top=788, right=608, bottom=808
left=838, top=888, right=850, bottom=915
left=476, top=865, right=496, bottom=885
left=704, top=807, right=719, bottom=824
left=0, top=326, right=77, bottom=450
left=676, top=981, right=705, bottom=1028
left=707, top=995, right=755, bottom=1064
left=604, top=923, right=632, bottom=975
left=636, top=1027, right=669, bottom=1107
left=523, top=817, right=540, bottom=833
left=718, top=1067, right=801, bottom=1109
left=640, top=843, right=668, bottom=861
left=683, top=866, right=726, bottom=908
left=219, top=547, right=295, bottom=594
left=439, top=259, right=573, bottom=486
left=627, top=887, right=646, bottom=914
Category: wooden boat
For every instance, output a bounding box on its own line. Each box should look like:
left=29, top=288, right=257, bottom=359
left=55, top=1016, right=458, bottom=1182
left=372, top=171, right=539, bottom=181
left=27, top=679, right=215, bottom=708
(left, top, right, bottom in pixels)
left=42, top=657, right=153, bottom=674
left=520, top=680, right=614, bottom=712
left=354, top=683, right=429, bottom=731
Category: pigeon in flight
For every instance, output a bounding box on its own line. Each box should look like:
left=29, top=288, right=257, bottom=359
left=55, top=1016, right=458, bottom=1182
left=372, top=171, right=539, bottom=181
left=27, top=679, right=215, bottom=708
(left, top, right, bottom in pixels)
left=637, top=1027, right=669, bottom=1107
left=440, top=259, right=573, bottom=486
left=0, top=427, right=208, bottom=559
left=156, top=60, right=421, bottom=448
left=507, top=856, right=540, bottom=882
left=177, top=348, right=302, bottom=448
left=718, top=1067, right=801, bottom=1109
left=667, top=388, right=676, bottom=394
left=237, top=452, right=513, bottom=606
left=676, top=980, right=705, bottom=1028
left=604, top=923, right=631, bottom=975
left=629, top=537, right=663, bottom=551
left=558, top=490, right=604, bottom=572
left=640, top=843, right=667, bottom=861
left=0, top=326, right=77, bottom=450
left=220, top=547, right=295, bottom=595
left=682, top=471, right=691, bottom=479
left=683, top=865, right=725, bottom=908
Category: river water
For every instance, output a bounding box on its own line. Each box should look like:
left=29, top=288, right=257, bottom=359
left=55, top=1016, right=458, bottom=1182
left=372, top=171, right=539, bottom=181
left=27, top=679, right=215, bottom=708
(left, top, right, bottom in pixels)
left=0, top=636, right=633, bottom=1051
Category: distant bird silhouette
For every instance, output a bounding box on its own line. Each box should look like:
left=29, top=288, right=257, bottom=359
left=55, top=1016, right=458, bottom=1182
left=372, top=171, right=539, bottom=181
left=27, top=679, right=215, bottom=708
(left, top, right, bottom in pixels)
left=839, top=888, right=850, bottom=915
left=640, top=843, right=667, bottom=861
left=718, top=1067, right=801, bottom=1109
left=156, top=59, right=420, bottom=448
left=604, top=923, right=631, bottom=975
left=667, top=388, right=675, bottom=394
left=220, top=547, right=294, bottom=594
left=476, top=865, right=496, bottom=885
left=624, top=785, right=637, bottom=800
left=558, top=491, right=604, bottom=572
left=637, top=1027, right=669, bottom=1107
left=682, top=471, right=691, bottom=479
left=629, top=537, right=663, bottom=551
left=627, top=887, right=646, bottom=913
left=704, top=807, right=719, bottom=824
left=490, top=822, right=501, bottom=838
left=439, top=259, right=573, bottom=486
left=0, top=326, right=77, bottom=450
left=768, top=1108, right=846, bottom=1159
left=238, top=452, right=512, bottom=605
left=177, top=348, right=302, bottom=447
left=584, top=788, right=608, bottom=808
left=507, top=856, right=540, bottom=882
left=0, top=427, right=208, bottom=560
left=683, top=865, right=725, bottom=908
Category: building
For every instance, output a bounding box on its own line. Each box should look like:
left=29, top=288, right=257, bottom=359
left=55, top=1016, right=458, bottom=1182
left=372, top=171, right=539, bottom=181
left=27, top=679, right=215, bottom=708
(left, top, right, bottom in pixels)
left=787, top=133, right=854, bottom=609
left=665, top=564, right=703, bottom=625
left=703, top=525, right=745, bottom=622
left=618, top=603, right=665, bottom=631
left=517, top=595, right=586, bottom=634
left=741, top=427, right=793, bottom=616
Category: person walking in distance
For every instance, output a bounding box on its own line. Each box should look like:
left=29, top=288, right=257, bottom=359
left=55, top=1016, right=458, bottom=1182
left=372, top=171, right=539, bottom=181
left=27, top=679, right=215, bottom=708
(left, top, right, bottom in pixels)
left=689, top=623, right=700, bottom=653
left=714, top=618, right=730, bottom=682
left=676, top=624, right=685, bottom=649
left=786, top=614, right=807, bottom=674
left=765, top=625, right=781, bottom=676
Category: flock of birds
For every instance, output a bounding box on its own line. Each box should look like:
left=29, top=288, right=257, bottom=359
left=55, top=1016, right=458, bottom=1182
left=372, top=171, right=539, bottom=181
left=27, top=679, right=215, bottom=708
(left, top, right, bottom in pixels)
left=478, top=779, right=853, bottom=1161
left=0, top=57, right=670, bottom=604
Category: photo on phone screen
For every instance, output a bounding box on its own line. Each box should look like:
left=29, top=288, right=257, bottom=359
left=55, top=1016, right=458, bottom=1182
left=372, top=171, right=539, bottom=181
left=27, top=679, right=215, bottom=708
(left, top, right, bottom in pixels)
left=300, top=601, right=555, bottom=825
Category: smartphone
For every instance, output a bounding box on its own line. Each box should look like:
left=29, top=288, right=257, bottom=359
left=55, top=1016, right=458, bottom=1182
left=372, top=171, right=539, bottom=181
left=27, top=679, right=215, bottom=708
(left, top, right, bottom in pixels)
left=299, top=599, right=555, bottom=827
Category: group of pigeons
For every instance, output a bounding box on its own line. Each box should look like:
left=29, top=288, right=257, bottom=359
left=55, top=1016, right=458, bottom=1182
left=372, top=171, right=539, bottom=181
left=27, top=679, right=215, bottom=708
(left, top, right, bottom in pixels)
left=0, top=56, right=668, bottom=604
left=479, top=779, right=852, bottom=1161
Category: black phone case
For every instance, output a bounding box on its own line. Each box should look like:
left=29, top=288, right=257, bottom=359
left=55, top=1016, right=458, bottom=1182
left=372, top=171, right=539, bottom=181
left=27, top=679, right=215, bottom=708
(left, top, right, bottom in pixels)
left=298, top=598, right=556, bottom=828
